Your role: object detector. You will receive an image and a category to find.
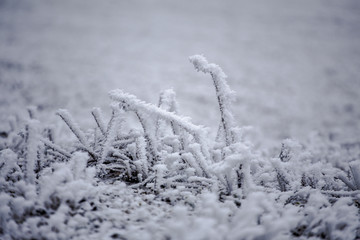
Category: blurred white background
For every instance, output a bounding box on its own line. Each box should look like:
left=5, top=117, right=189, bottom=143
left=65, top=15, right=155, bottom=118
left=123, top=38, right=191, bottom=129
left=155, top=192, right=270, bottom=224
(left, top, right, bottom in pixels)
left=1, top=0, right=359, bottom=148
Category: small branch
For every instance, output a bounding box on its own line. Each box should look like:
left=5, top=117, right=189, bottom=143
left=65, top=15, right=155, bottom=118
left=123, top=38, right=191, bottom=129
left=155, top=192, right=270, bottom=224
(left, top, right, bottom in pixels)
left=135, top=111, right=157, bottom=165
left=57, top=109, right=89, bottom=148
left=91, top=108, right=107, bottom=136
left=156, top=89, right=178, bottom=138
left=189, top=55, right=236, bottom=147
left=321, top=190, right=360, bottom=197
left=40, top=138, right=72, bottom=159
left=338, top=174, right=357, bottom=191
left=25, top=122, right=38, bottom=184
left=100, top=108, right=123, bottom=165
left=76, top=144, right=98, bottom=161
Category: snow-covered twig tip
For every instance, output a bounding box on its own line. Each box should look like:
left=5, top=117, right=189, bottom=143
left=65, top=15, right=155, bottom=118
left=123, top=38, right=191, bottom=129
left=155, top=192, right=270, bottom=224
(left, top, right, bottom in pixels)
left=189, top=55, right=227, bottom=80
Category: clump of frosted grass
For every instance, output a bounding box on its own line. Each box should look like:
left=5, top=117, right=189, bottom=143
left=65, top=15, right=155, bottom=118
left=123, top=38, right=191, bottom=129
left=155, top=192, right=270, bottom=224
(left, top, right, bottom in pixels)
left=0, top=55, right=359, bottom=239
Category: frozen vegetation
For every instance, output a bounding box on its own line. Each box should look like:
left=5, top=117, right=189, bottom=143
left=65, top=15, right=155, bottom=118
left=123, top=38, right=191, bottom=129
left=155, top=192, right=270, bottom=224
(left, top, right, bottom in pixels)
left=1, top=55, right=360, bottom=239
left=1, top=0, right=360, bottom=239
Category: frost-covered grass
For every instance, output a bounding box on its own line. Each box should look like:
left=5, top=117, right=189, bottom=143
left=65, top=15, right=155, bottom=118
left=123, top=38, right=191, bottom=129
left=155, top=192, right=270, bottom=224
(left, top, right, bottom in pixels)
left=1, top=56, right=360, bottom=239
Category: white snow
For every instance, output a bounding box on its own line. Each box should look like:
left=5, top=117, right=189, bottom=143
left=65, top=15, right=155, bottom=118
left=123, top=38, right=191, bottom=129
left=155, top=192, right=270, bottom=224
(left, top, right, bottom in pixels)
left=1, top=0, right=360, bottom=239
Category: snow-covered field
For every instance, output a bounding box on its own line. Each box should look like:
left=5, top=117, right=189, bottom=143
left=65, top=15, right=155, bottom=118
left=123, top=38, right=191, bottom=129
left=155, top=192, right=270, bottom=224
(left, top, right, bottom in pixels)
left=1, top=0, right=360, bottom=239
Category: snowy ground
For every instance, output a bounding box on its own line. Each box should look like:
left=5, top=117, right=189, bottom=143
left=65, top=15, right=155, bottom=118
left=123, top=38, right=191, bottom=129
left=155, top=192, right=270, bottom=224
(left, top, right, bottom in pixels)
left=1, top=1, right=360, bottom=239
left=1, top=0, right=359, bottom=148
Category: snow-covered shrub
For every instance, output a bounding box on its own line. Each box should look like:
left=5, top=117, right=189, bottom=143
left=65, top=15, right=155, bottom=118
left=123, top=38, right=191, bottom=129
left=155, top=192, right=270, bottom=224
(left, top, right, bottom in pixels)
left=1, top=55, right=360, bottom=239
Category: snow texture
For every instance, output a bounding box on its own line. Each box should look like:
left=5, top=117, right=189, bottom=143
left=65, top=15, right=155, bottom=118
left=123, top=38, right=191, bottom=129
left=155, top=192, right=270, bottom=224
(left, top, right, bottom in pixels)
left=1, top=0, right=360, bottom=239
